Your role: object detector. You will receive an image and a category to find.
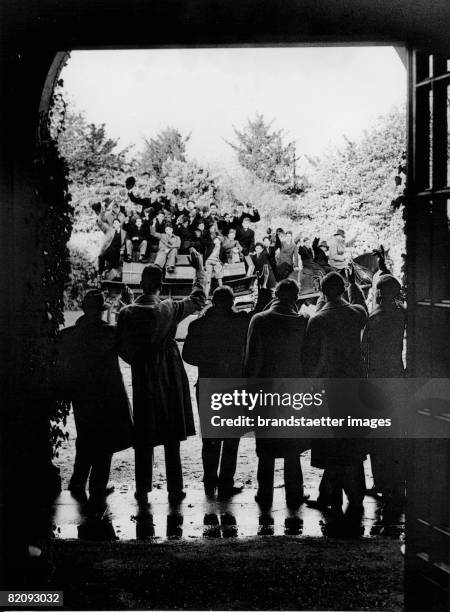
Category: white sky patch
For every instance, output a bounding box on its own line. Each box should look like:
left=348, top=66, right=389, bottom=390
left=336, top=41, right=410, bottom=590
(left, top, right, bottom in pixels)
left=61, top=46, right=406, bottom=171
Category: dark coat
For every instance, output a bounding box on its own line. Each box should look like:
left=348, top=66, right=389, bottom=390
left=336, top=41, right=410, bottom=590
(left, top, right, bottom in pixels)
left=251, top=251, right=276, bottom=288
left=298, top=245, right=314, bottom=263
left=312, top=237, right=329, bottom=267
left=97, top=212, right=127, bottom=255
left=231, top=209, right=261, bottom=227
left=236, top=227, right=255, bottom=255
left=174, top=225, right=194, bottom=251
left=125, top=222, right=149, bottom=241
left=128, top=190, right=153, bottom=210
left=264, top=245, right=276, bottom=270
left=303, top=284, right=368, bottom=468
left=117, top=272, right=206, bottom=447
left=362, top=304, right=406, bottom=377
left=56, top=316, right=133, bottom=453
left=183, top=306, right=250, bottom=378
left=303, top=284, right=368, bottom=379
left=203, top=239, right=228, bottom=264
left=362, top=303, right=406, bottom=493
left=244, top=301, right=309, bottom=457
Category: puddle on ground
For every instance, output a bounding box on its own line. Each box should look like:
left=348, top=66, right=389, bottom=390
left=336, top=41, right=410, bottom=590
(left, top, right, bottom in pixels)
left=52, top=486, right=404, bottom=542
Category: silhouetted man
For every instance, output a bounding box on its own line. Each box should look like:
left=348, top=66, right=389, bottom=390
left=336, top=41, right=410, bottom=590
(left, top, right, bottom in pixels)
left=363, top=274, right=406, bottom=515
left=304, top=269, right=368, bottom=516
left=183, top=286, right=250, bottom=498
left=57, top=290, right=133, bottom=504
left=117, top=250, right=206, bottom=505
left=244, top=279, right=310, bottom=509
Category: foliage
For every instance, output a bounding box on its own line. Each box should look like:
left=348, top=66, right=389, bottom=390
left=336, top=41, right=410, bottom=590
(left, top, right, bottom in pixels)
left=216, top=166, right=291, bottom=219
left=64, top=242, right=99, bottom=310
left=58, top=109, right=133, bottom=185
left=140, top=127, right=190, bottom=178
left=219, top=108, right=406, bottom=277
left=61, top=99, right=406, bottom=283
left=280, top=108, right=407, bottom=277
left=227, top=114, right=306, bottom=191
left=34, top=77, right=74, bottom=457
left=58, top=106, right=137, bottom=233
left=162, top=158, right=217, bottom=207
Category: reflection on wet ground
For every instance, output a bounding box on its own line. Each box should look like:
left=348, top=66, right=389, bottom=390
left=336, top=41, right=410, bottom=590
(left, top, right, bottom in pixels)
left=52, top=486, right=404, bottom=542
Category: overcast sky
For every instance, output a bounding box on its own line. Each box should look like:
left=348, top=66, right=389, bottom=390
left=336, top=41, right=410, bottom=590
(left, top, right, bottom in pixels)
left=61, top=46, right=406, bottom=170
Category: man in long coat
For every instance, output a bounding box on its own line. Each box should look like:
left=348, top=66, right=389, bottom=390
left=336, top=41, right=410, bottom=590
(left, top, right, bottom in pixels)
left=244, top=279, right=310, bottom=509
left=303, top=269, right=368, bottom=515
left=182, top=286, right=250, bottom=498
left=57, top=290, right=133, bottom=503
left=117, top=250, right=206, bottom=504
left=362, top=274, right=406, bottom=515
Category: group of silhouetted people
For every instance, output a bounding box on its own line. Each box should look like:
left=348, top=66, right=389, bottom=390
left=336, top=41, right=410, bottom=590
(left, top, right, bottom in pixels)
left=57, top=244, right=406, bottom=521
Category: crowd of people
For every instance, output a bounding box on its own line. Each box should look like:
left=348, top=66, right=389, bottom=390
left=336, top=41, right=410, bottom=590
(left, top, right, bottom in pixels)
left=57, top=235, right=406, bottom=523
left=94, top=176, right=356, bottom=292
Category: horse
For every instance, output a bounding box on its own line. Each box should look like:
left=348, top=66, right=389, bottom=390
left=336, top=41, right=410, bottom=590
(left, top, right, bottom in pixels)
left=294, top=245, right=390, bottom=302
left=353, top=246, right=392, bottom=275
left=352, top=246, right=392, bottom=290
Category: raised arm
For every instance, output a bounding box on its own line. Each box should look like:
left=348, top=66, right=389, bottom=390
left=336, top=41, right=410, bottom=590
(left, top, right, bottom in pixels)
left=173, top=249, right=207, bottom=323
left=249, top=207, right=260, bottom=223
left=128, top=190, right=152, bottom=208
left=149, top=221, right=163, bottom=241
left=346, top=264, right=369, bottom=316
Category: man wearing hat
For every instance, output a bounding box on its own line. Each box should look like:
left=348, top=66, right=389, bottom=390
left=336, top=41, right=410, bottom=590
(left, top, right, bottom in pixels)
left=327, top=228, right=348, bottom=271
left=56, top=289, right=133, bottom=504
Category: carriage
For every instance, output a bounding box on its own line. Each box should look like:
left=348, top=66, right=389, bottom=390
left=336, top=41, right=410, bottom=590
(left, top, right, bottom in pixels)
left=100, top=249, right=378, bottom=324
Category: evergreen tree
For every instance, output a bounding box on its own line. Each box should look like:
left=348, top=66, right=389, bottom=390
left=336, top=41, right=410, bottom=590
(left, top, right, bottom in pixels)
left=227, top=114, right=298, bottom=188
left=140, top=127, right=190, bottom=177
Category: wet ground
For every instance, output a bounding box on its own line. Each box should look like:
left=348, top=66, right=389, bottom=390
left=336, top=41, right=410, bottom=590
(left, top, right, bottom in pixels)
left=56, top=312, right=404, bottom=545
left=52, top=482, right=404, bottom=543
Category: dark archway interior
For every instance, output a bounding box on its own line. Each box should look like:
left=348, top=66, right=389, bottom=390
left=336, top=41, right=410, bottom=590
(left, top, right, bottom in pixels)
left=0, top=2, right=449, bottom=609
